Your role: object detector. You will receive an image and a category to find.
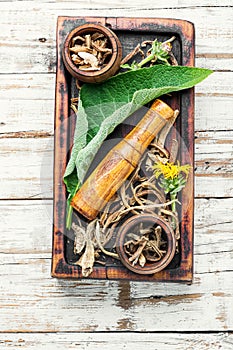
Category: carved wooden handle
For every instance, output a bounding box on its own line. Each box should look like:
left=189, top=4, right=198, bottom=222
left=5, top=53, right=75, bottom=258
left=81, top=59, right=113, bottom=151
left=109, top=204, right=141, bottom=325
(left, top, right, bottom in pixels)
left=71, top=99, right=174, bottom=220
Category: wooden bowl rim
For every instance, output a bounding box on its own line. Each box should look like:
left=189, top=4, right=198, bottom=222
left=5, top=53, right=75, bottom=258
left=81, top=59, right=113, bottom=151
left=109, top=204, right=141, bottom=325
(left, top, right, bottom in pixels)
left=116, top=214, right=176, bottom=275
left=63, top=23, right=122, bottom=79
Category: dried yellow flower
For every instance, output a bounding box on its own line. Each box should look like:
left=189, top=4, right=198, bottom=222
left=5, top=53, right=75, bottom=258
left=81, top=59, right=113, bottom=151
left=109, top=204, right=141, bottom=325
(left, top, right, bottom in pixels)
left=153, top=161, right=191, bottom=180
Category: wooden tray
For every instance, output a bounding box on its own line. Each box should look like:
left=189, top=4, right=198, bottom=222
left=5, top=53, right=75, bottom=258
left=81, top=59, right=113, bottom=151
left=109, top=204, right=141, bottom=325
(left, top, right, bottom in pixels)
left=52, top=16, right=194, bottom=283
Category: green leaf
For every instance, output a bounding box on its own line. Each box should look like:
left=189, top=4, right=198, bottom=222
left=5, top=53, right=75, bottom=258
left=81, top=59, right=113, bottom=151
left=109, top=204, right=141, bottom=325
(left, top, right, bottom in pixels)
left=63, top=171, right=80, bottom=197
left=63, top=172, right=81, bottom=229
left=64, top=65, right=212, bottom=199
left=63, top=99, right=88, bottom=182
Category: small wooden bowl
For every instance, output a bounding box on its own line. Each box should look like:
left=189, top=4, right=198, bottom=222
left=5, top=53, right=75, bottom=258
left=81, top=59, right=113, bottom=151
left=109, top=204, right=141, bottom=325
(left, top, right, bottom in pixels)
left=116, top=214, right=176, bottom=275
left=62, top=23, right=122, bottom=83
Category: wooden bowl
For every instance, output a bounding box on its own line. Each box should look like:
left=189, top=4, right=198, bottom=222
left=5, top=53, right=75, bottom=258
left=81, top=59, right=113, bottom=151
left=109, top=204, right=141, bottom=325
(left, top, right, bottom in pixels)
left=62, top=23, right=122, bottom=83
left=116, top=214, right=176, bottom=275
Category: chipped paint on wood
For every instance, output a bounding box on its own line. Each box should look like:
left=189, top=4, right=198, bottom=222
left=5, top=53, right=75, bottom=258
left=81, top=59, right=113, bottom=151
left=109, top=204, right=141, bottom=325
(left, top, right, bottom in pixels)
left=0, top=0, right=233, bottom=346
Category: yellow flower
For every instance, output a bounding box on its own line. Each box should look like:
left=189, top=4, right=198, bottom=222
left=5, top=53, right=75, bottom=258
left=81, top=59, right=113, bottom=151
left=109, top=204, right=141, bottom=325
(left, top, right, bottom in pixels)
left=153, top=161, right=191, bottom=180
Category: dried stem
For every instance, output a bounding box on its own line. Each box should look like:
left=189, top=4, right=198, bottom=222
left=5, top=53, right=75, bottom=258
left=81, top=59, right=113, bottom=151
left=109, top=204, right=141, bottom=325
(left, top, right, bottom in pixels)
left=120, top=44, right=141, bottom=65
left=95, top=221, right=119, bottom=259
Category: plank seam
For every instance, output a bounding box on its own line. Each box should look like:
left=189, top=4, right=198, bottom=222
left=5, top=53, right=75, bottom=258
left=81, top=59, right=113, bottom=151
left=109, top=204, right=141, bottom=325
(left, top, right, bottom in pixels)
left=0, top=330, right=232, bottom=334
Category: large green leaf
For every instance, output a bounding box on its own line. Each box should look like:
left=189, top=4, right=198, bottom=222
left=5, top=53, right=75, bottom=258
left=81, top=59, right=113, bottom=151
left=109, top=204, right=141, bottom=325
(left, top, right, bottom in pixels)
left=64, top=65, right=212, bottom=198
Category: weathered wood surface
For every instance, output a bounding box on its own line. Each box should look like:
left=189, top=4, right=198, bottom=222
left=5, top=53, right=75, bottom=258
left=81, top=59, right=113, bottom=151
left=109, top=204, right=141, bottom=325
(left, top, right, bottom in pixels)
left=1, top=333, right=233, bottom=350
left=1, top=255, right=233, bottom=331
left=0, top=0, right=233, bottom=348
left=0, top=3, right=233, bottom=75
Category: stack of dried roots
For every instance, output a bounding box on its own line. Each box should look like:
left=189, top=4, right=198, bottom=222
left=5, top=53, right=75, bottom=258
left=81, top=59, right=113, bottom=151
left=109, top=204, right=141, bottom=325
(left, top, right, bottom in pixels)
left=123, top=224, right=168, bottom=268
left=69, top=32, right=112, bottom=71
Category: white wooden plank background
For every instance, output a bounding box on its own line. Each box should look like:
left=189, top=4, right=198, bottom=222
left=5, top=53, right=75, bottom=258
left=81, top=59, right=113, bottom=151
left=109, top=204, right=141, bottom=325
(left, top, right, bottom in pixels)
left=0, top=1, right=233, bottom=349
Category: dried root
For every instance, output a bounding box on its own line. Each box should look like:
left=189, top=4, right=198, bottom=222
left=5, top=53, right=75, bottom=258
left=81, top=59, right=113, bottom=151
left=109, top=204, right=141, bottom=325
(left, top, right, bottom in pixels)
left=72, top=220, right=96, bottom=277
left=69, top=32, right=112, bottom=71
left=123, top=224, right=168, bottom=267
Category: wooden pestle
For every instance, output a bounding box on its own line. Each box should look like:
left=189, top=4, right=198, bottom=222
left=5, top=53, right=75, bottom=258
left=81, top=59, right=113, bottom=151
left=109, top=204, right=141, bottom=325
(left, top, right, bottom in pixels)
left=71, top=99, right=174, bottom=220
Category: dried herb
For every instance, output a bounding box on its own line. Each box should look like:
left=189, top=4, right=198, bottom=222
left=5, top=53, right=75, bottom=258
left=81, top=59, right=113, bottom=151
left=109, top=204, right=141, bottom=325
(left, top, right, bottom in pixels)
left=123, top=224, right=168, bottom=267
left=69, top=32, right=112, bottom=71
left=121, top=36, right=177, bottom=70
left=72, top=219, right=119, bottom=276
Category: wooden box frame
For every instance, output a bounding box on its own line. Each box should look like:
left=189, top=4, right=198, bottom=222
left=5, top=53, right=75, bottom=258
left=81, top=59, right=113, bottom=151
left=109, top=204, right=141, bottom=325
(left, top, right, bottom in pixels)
left=52, top=16, right=194, bottom=283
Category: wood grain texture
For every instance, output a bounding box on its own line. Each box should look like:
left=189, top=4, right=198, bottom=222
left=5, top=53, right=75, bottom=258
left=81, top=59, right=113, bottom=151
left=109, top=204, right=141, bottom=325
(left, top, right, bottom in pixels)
left=0, top=254, right=233, bottom=332
left=0, top=3, right=232, bottom=75
left=0, top=333, right=233, bottom=350
left=0, top=0, right=233, bottom=347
